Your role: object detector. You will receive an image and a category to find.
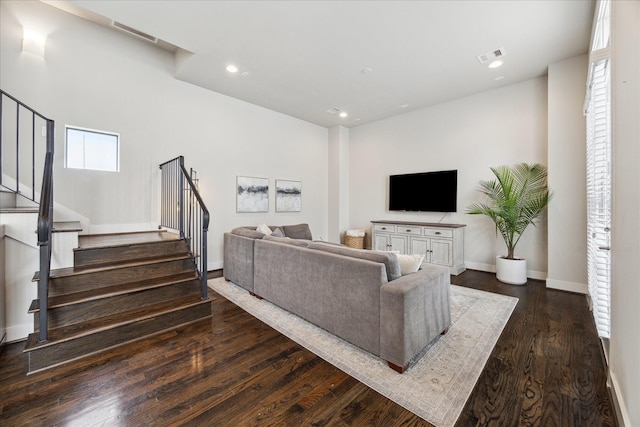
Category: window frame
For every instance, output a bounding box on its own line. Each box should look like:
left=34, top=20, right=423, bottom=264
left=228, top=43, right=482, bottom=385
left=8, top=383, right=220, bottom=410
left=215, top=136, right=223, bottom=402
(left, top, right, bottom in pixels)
left=584, top=0, right=611, bottom=339
left=64, top=125, right=120, bottom=172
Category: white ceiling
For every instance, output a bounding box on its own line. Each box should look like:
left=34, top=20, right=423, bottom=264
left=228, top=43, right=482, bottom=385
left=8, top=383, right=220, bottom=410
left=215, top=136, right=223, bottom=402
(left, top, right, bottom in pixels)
left=62, top=0, right=594, bottom=128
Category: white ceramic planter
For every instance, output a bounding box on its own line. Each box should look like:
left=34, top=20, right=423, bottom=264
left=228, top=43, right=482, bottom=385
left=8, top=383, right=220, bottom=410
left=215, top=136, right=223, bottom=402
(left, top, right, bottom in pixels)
left=496, top=256, right=527, bottom=285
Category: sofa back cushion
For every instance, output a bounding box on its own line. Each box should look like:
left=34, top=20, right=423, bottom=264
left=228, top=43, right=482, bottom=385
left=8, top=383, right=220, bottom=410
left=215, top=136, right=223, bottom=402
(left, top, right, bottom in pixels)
left=231, top=226, right=265, bottom=239
left=283, top=223, right=313, bottom=240
left=307, top=242, right=401, bottom=281
left=263, top=235, right=311, bottom=247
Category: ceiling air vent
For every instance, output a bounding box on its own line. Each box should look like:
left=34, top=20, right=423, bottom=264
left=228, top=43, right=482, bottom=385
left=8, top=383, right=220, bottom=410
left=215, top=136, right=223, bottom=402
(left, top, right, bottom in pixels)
left=111, top=21, right=158, bottom=44
left=326, top=107, right=343, bottom=115
left=477, top=47, right=506, bottom=64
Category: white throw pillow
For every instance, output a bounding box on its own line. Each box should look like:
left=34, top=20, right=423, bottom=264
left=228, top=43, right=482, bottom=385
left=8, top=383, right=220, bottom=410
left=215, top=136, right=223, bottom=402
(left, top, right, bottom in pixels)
left=256, top=223, right=272, bottom=236
left=396, top=253, right=425, bottom=275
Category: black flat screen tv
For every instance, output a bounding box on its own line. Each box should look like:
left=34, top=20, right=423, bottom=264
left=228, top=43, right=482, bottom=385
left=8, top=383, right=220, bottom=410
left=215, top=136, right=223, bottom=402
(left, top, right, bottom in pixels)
left=389, top=170, right=457, bottom=212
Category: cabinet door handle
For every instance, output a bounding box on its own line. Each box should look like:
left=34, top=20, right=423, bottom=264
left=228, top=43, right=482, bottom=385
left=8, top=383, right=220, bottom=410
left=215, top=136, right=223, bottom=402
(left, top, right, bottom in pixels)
left=434, top=231, right=441, bottom=235
left=406, top=229, right=412, bottom=232
left=381, top=227, right=387, bottom=230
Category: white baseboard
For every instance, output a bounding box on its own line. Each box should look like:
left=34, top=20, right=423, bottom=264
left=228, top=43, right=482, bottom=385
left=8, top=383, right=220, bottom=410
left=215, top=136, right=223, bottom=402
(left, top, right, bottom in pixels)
left=609, top=371, right=632, bottom=427
left=7, top=322, right=32, bottom=342
left=526, top=269, right=547, bottom=281
left=209, top=260, right=223, bottom=271
left=546, top=278, right=588, bottom=294
left=464, top=261, right=495, bottom=273
left=463, top=262, right=547, bottom=281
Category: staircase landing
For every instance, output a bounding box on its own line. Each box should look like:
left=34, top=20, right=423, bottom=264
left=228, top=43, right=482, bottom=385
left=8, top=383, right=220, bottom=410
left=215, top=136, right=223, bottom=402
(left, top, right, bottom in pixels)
left=24, top=230, right=212, bottom=374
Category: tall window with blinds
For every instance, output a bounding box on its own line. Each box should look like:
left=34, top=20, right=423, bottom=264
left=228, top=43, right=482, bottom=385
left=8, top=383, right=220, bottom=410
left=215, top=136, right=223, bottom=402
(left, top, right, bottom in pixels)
left=584, top=0, right=611, bottom=339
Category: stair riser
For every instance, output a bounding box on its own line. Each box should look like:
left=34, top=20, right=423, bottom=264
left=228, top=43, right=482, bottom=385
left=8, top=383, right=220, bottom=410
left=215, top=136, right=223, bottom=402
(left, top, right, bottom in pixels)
left=49, top=258, right=196, bottom=296
left=74, top=240, right=189, bottom=268
left=34, top=280, right=202, bottom=330
left=27, top=301, right=213, bottom=373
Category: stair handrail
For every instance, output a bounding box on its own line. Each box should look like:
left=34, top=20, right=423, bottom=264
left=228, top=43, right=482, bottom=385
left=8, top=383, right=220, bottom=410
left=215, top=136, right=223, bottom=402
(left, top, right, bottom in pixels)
left=0, top=90, right=51, bottom=202
left=159, top=156, right=210, bottom=300
left=36, top=144, right=54, bottom=343
left=0, top=90, right=55, bottom=343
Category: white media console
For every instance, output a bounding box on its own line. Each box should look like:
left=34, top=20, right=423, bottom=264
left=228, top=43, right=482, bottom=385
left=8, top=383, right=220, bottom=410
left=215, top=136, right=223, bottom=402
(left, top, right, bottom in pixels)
left=371, top=220, right=466, bottom=275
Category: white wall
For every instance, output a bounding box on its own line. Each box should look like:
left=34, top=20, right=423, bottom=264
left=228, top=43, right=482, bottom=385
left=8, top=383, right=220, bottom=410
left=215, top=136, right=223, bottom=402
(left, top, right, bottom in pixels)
left=3, top=236, right=38, bottom=341
left=328, top=126, right=349, bottom=243
left=610, top=1, right=640, bottom=425
left=547, top=55, right=588, bottom=293
left=0, top=0, right=329, bottom=271
left=349, top=78, right=549, bottom=277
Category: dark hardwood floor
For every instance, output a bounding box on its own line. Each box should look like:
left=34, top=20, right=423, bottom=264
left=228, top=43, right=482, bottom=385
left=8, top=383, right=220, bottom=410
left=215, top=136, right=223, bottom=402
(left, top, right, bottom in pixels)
left=0, top=270, right=615, bottom=426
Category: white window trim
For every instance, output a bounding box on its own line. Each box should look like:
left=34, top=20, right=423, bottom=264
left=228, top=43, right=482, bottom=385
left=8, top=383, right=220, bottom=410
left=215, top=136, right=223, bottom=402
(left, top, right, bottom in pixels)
left=65, top=125, right=120, bottom=172
left=584, top=0, right=611, bottom=339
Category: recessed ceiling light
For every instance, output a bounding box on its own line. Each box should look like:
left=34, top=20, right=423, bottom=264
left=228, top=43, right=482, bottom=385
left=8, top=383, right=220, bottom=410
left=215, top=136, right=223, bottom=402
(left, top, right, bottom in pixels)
left=339, top=111, right=348, bottom=118
left=488, top=60, right=503, bottom=69
left=226, top=65, right=238, bottom=73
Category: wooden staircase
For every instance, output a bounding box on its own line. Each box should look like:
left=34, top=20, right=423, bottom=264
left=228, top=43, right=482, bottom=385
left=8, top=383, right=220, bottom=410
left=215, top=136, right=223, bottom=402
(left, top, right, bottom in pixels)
left=23, top=230, right=212, bottom=374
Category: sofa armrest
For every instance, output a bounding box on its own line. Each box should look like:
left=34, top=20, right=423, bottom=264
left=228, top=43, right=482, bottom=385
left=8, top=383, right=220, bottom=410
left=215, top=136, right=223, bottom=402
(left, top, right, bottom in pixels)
left=379, top=265, right=451, bottom=369
left=223, top=232, right=258, bottom=292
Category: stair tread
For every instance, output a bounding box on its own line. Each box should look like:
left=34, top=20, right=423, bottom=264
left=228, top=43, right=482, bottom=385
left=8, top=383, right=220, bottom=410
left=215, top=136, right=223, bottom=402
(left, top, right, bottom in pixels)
left=0, top=207, right=39, bottom=214
left=52, top=221, right=82, bottom=233
left=77, top=230, right=180, bottom=249
left=29, top=272, right=199, bottom=312
left=33, top=253, right=192, bottom=281
left=24, top=295, right=210, bottom=351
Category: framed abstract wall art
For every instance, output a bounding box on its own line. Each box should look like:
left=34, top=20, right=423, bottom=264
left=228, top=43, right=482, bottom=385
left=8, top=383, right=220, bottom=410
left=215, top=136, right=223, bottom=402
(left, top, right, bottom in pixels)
left=236, top=176, right=269, bottom=213
left=276, top=179, right=301, bottom=212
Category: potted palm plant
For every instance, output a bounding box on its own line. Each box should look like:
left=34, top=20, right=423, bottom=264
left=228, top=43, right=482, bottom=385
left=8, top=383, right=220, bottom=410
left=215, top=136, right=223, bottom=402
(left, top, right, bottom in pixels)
left=467, top=163, right=552, bottom=284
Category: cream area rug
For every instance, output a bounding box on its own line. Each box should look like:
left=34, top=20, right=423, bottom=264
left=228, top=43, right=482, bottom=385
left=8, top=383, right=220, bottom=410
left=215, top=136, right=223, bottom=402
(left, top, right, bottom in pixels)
left=208, top=277, right=518, bottom=427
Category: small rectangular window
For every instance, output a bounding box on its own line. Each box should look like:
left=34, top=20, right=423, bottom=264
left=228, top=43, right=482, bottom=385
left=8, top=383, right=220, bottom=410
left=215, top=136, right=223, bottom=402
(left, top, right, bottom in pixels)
left=65, top=126, right=119, bottom=172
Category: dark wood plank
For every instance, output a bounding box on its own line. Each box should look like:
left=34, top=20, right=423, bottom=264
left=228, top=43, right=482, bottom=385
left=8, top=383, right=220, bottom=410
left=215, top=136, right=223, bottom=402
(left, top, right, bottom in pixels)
left=452, top=271, right=615, bottom=427
left=74, top=239, right=189, bottom=268
left=0, top=270, right=615, bottom=426
left=77, top=230, right=179, bottom=249
left=25, top=298, right=212, bottom=373
left=30, top=271, right=197, bottom=311
left=44, top=253, right=191, bottom=279
left=46, top=258, right=196, bottom=296
left=31, top=278, right=201, bottom=330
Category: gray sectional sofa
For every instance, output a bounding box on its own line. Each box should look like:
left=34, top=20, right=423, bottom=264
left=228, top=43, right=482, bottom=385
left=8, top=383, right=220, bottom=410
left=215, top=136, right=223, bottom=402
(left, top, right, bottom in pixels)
left=223, top=224, right=451, bottom=372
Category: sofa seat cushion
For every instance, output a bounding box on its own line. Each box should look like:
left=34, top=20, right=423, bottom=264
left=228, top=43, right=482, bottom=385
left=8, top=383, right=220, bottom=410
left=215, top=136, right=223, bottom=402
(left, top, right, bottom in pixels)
left=308, top=242, right=401, bottom=281
left=283, top=223, right=313, bottom=240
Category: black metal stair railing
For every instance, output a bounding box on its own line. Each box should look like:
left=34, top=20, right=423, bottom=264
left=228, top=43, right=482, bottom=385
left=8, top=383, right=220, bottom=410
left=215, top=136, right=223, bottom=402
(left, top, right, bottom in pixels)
left=37, top=147, right=54, bottom=342
left=0, top=90, right=55, bottom=342
left=159, top=156, right=210, bottom=299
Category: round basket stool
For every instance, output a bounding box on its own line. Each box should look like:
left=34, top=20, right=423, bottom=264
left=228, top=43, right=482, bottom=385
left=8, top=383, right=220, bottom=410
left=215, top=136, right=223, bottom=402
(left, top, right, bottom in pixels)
left=344, top=229, right=365, bottom=249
